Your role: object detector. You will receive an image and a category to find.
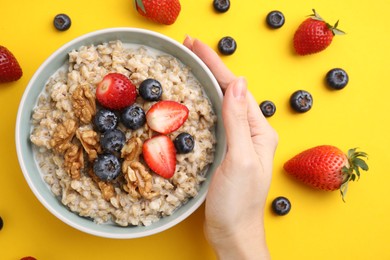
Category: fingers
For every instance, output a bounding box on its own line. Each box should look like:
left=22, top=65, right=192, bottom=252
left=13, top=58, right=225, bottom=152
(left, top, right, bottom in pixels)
left=222, top=77, right=255, bottom=156
left=183, top=35, right=236, bottom=91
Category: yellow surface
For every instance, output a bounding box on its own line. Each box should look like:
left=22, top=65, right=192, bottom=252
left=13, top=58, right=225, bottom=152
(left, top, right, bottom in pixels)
left=1, top=0, right=389, bottom=259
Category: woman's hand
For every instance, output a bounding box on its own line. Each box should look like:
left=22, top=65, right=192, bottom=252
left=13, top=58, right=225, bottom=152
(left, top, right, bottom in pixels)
left=184, top=36, right=278, bottom=260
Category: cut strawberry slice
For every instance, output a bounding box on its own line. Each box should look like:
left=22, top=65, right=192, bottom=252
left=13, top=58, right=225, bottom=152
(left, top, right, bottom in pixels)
left=143, top=135, right=176, bottom=178
left=146, top=100, right=189, bottom=134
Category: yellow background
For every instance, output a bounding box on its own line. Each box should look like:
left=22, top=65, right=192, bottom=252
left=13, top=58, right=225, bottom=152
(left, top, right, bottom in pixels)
left=1, top=0, right=389, bottom=259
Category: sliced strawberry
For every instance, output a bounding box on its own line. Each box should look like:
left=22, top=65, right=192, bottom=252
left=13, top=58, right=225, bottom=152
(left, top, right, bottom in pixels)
left=0, top=45, right=23, bottom=83
left=146, top=100, right=189, bottom=134
left=143, top=135, right=176, bottom=178
left=96, top=73, right=137, bottom=110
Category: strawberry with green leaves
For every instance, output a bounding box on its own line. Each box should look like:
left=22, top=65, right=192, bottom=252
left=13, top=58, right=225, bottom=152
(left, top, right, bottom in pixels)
left=284, top=145, right=368, bottom=201
left=135, top=0, right=181, bottom=25
left=0, top=45, right=23, bottom=83
left=293, top=9, right=345, bottom=55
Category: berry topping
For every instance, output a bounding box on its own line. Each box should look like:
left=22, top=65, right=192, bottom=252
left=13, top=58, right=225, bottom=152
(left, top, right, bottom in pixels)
left=96, top=73, right=137, bottom=110
left=290, top=90, right=313, bottom=113
left=121, top=104, right=146, bottom=130
left=218, top=36, right=237, bottom=55
left=266, top=10, right=285, bottom=29
left=174, top=132, right=195, bottom=154
left=0, top=45, right=23, bottom=83
left=93, top=154, right=121, bottom=182
left=272, top=196, right=291, bottom=216
left=94, top=109, right=118, bottom=133
left=139, top=78, right=163, bottom=101
left=146, top=100, right=189, bottom=134
left=259, top=100, right=276, bottom=117
left=53, top=14, right=72, bottom=31
left=326, top=68, right=349, bottom=90
left=143, top=135, right=177, bottom=178
left=100, top=129, right=126, bottom=153
left=135, top=0, right=181, bottom=25
left=293, top=9, right=345, bottom=55
left=213, top=0, right=230, bottom=13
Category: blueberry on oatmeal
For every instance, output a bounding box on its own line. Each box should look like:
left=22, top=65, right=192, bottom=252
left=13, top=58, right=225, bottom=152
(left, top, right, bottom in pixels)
left=100, top=129, right=126, bottom=153
left=174, top=132, right=195, bottom=154
left=121, top=104, right=146, bottom=130
left=139, top=78, right=163, bottom=101
left=94, top=109, right=119, bottom=133
left=93, top=153, right=121, bottom=182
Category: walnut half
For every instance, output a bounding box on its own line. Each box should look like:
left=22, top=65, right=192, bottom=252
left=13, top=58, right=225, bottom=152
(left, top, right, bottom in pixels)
left=72, top=84, right=96, bottom=124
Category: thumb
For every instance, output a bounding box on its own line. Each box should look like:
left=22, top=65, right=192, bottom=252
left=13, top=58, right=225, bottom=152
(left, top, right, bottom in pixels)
left=222, top=77, right=253, bottom=156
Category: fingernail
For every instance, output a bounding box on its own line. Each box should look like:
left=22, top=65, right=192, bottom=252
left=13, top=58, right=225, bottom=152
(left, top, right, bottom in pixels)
left=184, top=34, right=195, bottom=49
left=233, top=77, right=247, bottom=99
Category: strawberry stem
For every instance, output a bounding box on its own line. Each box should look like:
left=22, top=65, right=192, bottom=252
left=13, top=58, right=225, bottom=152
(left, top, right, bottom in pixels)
left=135, top=0, right=146, bottom=14
left=340, top=148, right=369, bottom=202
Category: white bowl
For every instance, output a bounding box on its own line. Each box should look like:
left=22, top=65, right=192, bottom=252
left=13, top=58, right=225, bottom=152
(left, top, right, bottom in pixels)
left=15, top=28, right=226, bottom=239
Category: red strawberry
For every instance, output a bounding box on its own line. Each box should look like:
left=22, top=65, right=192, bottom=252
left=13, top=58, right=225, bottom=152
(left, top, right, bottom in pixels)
left=284, top=145, right=368, bottom=201
left=135, top=0, right=181, bottom=25
left=143, top=135, right=176, bottom=178
left=293, top=9, right=345, bottom=55
left=146, top=100, right=189, bottom=134
left=96, top=73, right=137, bottom=110
left=0, top=45, right=23, bottom=83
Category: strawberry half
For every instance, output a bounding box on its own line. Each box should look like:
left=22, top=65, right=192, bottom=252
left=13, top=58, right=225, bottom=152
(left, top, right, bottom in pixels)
left=143, top=135, right=176, bottom=178
left=96, top=73, right=137, bottom=110
left=135, top=0, right=181, bottom=25
left=0, top=45, right=23, bottom=83
left=293, top=9, right=345, bottom=55
left=284, top=145, right=369, bottom=201
left=146, top=100, right=189, bottom=134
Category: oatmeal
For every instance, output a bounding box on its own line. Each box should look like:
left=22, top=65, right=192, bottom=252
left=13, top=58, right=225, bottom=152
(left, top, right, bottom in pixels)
left=30, top=40, right=217, bottom=226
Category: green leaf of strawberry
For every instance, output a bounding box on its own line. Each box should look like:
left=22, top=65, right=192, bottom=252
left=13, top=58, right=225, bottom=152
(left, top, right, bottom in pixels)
left=293, top=9, right=345, bottom=55
left=0, top=45, right=23, bottom=83
left=283, top=145, right=369, bottom=201
left=143, top=135, right=177, bottom=178
left=135, top=0, right=181, bottom=25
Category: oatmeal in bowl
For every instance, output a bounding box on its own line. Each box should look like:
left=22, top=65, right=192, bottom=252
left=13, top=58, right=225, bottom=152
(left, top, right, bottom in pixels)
left=16, top=28, right=226, bottom=238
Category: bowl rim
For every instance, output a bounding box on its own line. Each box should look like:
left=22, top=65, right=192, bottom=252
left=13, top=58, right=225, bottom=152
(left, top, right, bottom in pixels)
left=15, top=27, right=226, bottom=239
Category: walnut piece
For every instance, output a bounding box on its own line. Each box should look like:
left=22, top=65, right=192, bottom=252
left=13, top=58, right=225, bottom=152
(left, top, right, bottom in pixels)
left=76, top=127, right=101, bottom=161
left=122, top=137, right=158, bottom=199
left=64, top=144, right=84, bottom=179
left=88, top=169, right=115, bottom=201
left=50, top=119, right=78, bottom=154
left=72, top=84, right=96, bottom=124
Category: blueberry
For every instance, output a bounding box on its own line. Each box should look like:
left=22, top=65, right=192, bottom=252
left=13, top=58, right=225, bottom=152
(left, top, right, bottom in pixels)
left=174, top=133, right=195, bottom=154
left=271, top=196, right=291, bottom=216
left=139, top=79, right=163, bottom=101
left=94, top=109, right=118, bottom=133
left=93, top=153, right=121, bottom=182
left=259, top=100, right=276, bottom=117
left=100, top=129, right=125, bottom=153
left=0, top=216, right=3, bottom=230
left=326, top=68, right=349, bottom=90
left=121, top=105, right=146, bottom=130
left=266, top=10, right=285, bottom=29
left=53, top=14, right=71, bottom=31
left=218, top=36, right=237, bottom=55
left=290, top=90, right=313, bottom=113
left=213, top=0, right=230, bottom=13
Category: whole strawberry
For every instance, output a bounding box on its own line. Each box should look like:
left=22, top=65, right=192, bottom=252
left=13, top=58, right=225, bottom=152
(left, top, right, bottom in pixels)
left=293, top=9, right=345, bottom=55
left=284, top=145, right=368, bottom=201
left=135, top=0, right=181, bottom=25
left=96, top=73, right=137, bottom=110
left=0, top=45, right=23, bottom=83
